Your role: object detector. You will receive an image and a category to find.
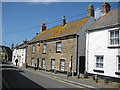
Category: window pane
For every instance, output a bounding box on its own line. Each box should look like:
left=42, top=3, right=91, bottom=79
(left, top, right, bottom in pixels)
left=100, top=57, right=103, bottom=62
left=32, top=46, right=35, bottom=53
left=51, top=60, right=55, bottom=69
left=115, top=31, right=119, bottom=37
left=96, top=63, right=99, bottom=68
left=43, top=45, right=46, bottom=53
left=57, top=43, right=61, bottom=47
left=60, top=60, right=65, bottom=71
left=115, top=38, right=119, bottom=44
left=57, top=42, right=61, bottom=52
left=42, top=59, right=45, bottom=68
left=118, top=64, right=120, bottom=70
left=96, top=56, right=103, bottom=68
left=110, top=32, right=114, bottom=38
left=100, top=64, right=103, bottom=68
left=118, top=58, right=120, bottom=63
left=110, top=39, right=114, bottom=45
left=31, top=59, right=34, bottom=66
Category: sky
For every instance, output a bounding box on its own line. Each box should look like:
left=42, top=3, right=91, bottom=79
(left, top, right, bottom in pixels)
left=1, top=1, right=119, bottom=48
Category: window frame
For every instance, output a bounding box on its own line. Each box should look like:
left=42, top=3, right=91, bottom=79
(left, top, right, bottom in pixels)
left=56, top=42, right=62, bottom=53
left=117, top=56, right=120, bottom=72
left=108, top=30, right=120, bottom=47
left=42, top=58, right=45, bottom=69
left=31, top=58, right=34, bottom=66
left=32, top=45, right=35, bottom=53
left=95, top=55, right=104, bottom=69
left=51, top=59, right=55, bottom=70
left=60, top=59, right=65, bottom=71
left=43, top=44, right=47, bottom=54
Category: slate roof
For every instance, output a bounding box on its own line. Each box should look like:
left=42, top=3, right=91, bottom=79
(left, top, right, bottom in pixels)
left=29, top=17, right=89, bottom=43
left=87, top=8, right=120, bottom=31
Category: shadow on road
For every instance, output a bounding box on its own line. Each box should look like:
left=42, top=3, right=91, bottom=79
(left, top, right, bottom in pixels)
left=2, top=66, right=19, bottom=69
left=2, top=63, right=46, bottom=89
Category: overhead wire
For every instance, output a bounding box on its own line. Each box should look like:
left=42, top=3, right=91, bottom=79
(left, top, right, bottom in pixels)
left=3, top=3, right=118, bottom=35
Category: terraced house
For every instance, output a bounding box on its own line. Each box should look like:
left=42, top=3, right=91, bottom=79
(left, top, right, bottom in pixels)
left=27, top=5, right=95, bottom=75
left=86, top=2, right=120, bottom=79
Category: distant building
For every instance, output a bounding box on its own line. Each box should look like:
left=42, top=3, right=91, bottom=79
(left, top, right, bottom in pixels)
left=12, top=39, right=28, bottom=67
left=86, top=2, right=120, bottom=78
left=0, top=45, right=12, bottom=61
left=26, top=5, right=95, bottom=75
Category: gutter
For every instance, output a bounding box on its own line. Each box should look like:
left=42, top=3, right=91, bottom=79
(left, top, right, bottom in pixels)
left=87, top=23, right=120, bottom=31
left=28, top=34, right=77, bottom=45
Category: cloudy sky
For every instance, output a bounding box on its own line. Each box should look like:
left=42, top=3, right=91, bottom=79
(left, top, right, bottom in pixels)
left=1, top=1, right=119, bottom=47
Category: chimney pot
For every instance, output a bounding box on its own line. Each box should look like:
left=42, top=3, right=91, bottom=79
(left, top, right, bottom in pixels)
left=62, top=16, right=66, bottom=26
left=87, top=4, right=94, bottom=17
left=41, top=23, right=46, bottom=32
left=102, top=2, right=111, bottom=15
left=36, top=33, right=38, bottom=35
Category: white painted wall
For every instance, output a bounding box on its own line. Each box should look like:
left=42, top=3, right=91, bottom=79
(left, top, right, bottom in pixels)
left=86, top=27, right=120, bottom=78
left=12, top=48, right=26, bottom=67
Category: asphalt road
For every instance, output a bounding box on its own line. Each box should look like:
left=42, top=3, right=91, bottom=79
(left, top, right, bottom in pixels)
left=1, top=61, right=84, bottom=89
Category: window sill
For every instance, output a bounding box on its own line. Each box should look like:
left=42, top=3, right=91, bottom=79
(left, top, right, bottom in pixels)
left=42, top=53, right=46, bottom=54
left=108, top=45, right=120, bottom=48
left=93, top=69, right=104, bottom=73
left=115, top=72, right=120, bottom=75
left=56, top=51, right=61, bottom=53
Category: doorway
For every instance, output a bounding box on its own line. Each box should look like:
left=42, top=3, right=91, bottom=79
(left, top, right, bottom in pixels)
left=36, top=58, right=39, bottom=69
left=79, top=56, right=85, bottom=73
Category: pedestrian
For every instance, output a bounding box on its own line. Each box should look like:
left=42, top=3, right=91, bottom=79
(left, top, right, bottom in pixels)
left=15, top=59, right=18, bottom=66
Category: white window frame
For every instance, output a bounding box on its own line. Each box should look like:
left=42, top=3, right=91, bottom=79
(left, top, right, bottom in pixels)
left=95, top=55, right=104, bottom=69
left=32, top=45, right=35, bottom=53
left=31, top=58, right=34, bottom=66
left=56, top=42, right=62, bottom=53
left=108, top=30, right=120, bottom=46
left=43, top=44, right=47, bottom=54
left=117, top=56, right=120, bottom=72
left=60, top=59, right=65, bottom=71
left=42, top=58, right=45, bottom=69
left=51, top=59, right=55, bottom=70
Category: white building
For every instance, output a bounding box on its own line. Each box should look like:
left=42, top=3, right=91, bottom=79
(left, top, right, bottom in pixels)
left=86, top=2, right=120, bottom=78
left=12, top=40, right=27, bottom=67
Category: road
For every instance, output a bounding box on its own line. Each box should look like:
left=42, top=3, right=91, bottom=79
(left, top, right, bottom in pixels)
left=1, top=61, right=85, bottom=89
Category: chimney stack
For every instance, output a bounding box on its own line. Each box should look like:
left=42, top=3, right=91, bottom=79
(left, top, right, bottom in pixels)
left=102, top=2, right=111, bottom=15
left=23, top=39, right=27, bottom=44
left=36, top=33, right=38, bottom=36
left=87, top=4, right=94, bottom=17
left=11, top=43, right=14, bottom=51
left=16, top=43, right=18, bottom=47
left=62, top=16, right=66, bottom=26
left=41, top=23, right=46, bottom=32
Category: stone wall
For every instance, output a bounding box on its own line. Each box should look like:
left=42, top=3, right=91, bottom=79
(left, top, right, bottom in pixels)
left=27, top=38, right=76, bottom=72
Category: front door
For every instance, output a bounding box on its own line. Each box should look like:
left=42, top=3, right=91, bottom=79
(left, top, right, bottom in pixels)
left=79, top=56, right=85, bottom=73
left=36, top=58, right=39, bottom=68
